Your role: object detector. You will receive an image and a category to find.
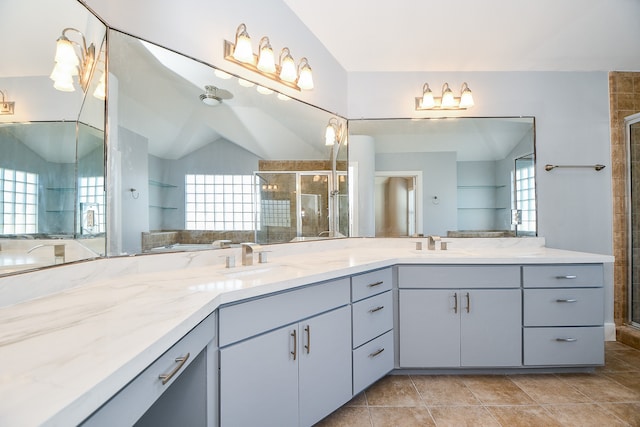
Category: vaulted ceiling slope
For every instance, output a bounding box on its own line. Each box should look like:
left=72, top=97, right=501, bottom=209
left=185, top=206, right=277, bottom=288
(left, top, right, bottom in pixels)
left=284, top=0, right=640, bottom=72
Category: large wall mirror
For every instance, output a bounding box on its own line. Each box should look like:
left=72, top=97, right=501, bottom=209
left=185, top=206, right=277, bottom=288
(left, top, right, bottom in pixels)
left=0, top=0, right=106, bottom=276
left=107, top=30, right=348, bottom=256
left=349, top=117, right=536, bottom=238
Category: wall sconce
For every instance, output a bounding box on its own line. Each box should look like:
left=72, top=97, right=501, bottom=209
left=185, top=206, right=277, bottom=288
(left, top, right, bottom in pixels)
left=325, top=117, right=345, bottom=146
left=50, top=27, right=96, bottom=92
left=224, top=23, right=314, bottom=91
left=415, top=82, right=475, bottom=110
left=261, top=184, right=278, bottom=191
left=0, top=90, right=15, bottom=115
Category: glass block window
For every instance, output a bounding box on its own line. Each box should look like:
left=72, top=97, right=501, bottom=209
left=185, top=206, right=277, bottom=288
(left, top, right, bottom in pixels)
left=515, top=162, right=536, bottom=233
left=185, top=174, right=259, bottom=231
left=262, top=200, right=291, bottom=227
left=0, top=168, right=38, bottom=234
left=78, top=176, right=106, bottom=233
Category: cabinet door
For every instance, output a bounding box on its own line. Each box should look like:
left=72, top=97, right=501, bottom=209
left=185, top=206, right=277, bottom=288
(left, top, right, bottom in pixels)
left=399, top=289, right=460, bottom=367
left=299, top=306, right=352, bottom=427
left=460, top=289, right=522, bottom=367
left=220, top=325, right=298, bottom=427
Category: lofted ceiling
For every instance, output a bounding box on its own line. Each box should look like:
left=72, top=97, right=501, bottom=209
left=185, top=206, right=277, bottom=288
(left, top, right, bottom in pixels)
left=284, top=0, right=640, bottom=72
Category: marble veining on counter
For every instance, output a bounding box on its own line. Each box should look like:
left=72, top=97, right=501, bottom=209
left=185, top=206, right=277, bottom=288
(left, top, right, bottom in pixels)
left=0, top=237, right=614, bottom=426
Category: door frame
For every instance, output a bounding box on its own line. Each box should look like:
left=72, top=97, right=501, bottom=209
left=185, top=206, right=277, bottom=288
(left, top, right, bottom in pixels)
left=374, top=171, right=423, bottom=236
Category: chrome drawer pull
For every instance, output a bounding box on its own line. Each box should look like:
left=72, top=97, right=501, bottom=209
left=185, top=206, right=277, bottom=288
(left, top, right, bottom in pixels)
left=368, top=281, right=384, bottom=288
left=369, top=306, right=384, bottom=313
left=556, top=298, right=578, bottom=303
left=557, top=275, right=577, bottom=279
left=369, top=348, right=385, bottom=358
left=555, top=337, right=578, bottom=342
left=159, top=353, right=190, bottom=385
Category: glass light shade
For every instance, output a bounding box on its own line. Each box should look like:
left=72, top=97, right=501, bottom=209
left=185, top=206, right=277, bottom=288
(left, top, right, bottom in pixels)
left=53, top=75, right=75, bottom=92
left=441, top=85, right=456, bottom=108
left=325, top=124, right=337, bottom=146
left=421, top=91, right=435, bottom=109
left=256, top=85, right=273, bottom=95
left=277, top=93, right=291, bottom=101
left=279, top=49, right=297, bottom=83
left=202, top=96, right=221, bottom=106
left=54, top=37, right=79, bottom=67
left=297, top=62, right=314, bottom=90
left=459, top=86, right=474, bottom=108
left=257, top=37, right=276, bottom=73
left=214, top=69, right=233, bottom=79
left=232, top=25, right=254, bottom=64
left=238, top=78, right=255, bottom=87
left=49, top=63, right=77, bottom=82
left=93, top=72, right=106, bottom=100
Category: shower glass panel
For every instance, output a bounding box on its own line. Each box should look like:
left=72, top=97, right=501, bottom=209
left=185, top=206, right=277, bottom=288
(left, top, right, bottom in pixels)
left=628, top=114, right=640, bottom=327
left=300, top=174, right=330, bottom=238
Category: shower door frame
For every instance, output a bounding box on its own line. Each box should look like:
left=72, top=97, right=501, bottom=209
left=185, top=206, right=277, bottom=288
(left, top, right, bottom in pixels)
left=626, top=112, right=640, bottom=328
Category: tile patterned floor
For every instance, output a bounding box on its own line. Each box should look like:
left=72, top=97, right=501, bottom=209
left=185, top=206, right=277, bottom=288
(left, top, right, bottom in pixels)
left=316, top=341, right=640, bottom=427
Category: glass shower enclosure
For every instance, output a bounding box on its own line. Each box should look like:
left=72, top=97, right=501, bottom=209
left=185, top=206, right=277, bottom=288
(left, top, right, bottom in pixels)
left=627, top=113, right=640, bottom=327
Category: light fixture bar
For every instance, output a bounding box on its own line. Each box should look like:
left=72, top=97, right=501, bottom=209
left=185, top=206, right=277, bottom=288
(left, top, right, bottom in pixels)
left=0, top=91, right=15, bottom=115
left=414, top=96, right=468, bottom=110
left=224, top=40, right=301, bottom=91
left=414, top=81, right=474, bottom=111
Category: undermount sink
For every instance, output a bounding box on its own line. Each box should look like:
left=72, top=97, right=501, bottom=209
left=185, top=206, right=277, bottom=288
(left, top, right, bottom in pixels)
left=220, top=264, right=282, bottom=279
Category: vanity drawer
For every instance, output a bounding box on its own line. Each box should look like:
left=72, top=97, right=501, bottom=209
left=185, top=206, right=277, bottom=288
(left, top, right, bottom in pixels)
left=353, top=330, right=394, bottom=395
left=398, top=265, right=520, bottom=289
left=219, top=277, right=350, bottom=346
left=352, top=267, right=393, bottom=302
left=352, top=291, right=393, bottom=348
left=522, top=264, right=603, bottom=288
left=523, top=326, right=604, bottom=366
left=524, top=288, right=603, bottom=326
left=82, top=313, right=216, bottom=427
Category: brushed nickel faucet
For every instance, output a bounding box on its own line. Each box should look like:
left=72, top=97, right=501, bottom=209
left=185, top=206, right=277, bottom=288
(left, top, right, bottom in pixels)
left=427, top=235, right=441, bottom=250
left=27, top=244, right=66, bottom=264
left=241, top=242, right=261, bottom=266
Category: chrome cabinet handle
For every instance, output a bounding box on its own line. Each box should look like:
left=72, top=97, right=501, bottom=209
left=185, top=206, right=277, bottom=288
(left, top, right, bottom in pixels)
left=291, top=330, right=297, bottom=360
left=556, top=275, right=577, bottom=279
left=555, top=337, right=578, bottom=342
left=453, top=292, right=458, bottom=314
left=369, top=348, right=385, bottom=358
left=368, top=281, right=384, bottom=288
left=556, top=298, right=578, bottom=303
left=465, top=292, right=470, bottom=313
left=304, top=325, right=311, bottom=354
left=159, top=353, right=190, bottom=385
left=369, top=306, right=384, bottom=313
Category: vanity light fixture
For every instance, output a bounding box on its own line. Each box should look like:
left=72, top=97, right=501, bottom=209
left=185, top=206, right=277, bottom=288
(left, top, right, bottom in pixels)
left=224, top=23, right=314, bottom=91
left=415, top=82, right=475, bottom=110
left=325, top=117, right=345, bottom=146
left=199, top=85, right=233, bottom=106
left=50, top=28, right=96, bottom=92
left=0, top=90, right=15, bottom=115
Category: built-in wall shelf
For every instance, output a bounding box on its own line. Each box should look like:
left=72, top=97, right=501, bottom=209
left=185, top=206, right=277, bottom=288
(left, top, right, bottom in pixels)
left=457, top=185, right=506, bottom=189
left=149, top=205, right=178, bottom=210
left=46, top=187, right=75, bottom=191
left=149, top=180, right=177, bottom=188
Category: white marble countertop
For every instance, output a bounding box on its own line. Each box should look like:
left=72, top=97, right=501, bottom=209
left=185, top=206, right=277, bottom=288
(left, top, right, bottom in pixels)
left=0, top=238, right=614, bottom=426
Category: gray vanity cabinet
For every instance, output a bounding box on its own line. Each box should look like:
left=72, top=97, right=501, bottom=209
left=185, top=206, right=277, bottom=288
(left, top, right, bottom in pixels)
left=522, top=264, right=604, bottom=366
left=351, top=268, right=394, bottom=394
left=81, top=313, right=217, bottom=427
left=218, top=278, right=352, bottom=427
left=398, top=265, right=522, bottom=368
